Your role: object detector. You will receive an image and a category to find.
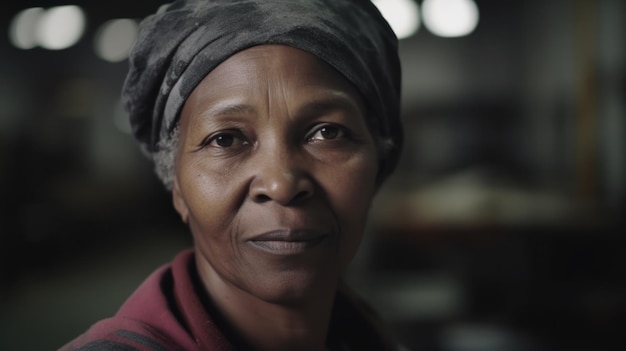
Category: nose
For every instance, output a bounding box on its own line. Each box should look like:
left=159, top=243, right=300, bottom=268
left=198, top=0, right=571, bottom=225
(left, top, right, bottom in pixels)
left=249, top=149, right=315, bottom=206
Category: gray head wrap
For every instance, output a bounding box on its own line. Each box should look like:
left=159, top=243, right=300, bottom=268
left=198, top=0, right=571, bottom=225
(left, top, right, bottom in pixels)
left=123, top=0, right=402, bottom=181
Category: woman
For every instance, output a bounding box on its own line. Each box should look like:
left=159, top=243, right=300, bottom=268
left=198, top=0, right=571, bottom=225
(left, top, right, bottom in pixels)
left=61, top=0, right=402, bottom=350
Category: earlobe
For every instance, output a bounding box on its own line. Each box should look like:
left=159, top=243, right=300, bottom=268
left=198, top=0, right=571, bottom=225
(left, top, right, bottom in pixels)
left=172, top=177, right=190, bottom=223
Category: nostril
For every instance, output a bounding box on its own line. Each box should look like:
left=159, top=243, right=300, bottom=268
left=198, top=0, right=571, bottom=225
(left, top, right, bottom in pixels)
left=254, top=194, right=272, bottom=203
left=292, top=190, right=311, bottom=203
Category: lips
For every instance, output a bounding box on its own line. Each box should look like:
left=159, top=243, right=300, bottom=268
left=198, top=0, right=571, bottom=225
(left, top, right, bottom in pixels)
left=248, top=230, right=330, bottom=255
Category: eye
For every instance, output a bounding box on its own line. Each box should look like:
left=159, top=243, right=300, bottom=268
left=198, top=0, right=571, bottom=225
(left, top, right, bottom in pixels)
left=202, top=131, right=249, bottom=149
left=213, top=133, right=236, bottom=147
left=307, top=124, right=346, bottom=142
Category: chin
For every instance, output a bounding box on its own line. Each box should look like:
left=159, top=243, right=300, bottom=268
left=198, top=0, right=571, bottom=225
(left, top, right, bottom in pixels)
left=245, top=265, right=342, bottom=306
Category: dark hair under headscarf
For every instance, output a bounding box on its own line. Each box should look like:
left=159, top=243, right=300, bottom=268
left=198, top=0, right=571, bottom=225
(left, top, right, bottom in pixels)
left=123, top=0, right=403, bottom=181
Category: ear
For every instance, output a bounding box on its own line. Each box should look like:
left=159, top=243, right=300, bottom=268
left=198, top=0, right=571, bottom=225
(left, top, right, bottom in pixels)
left=172, top=176, right=189, bottom=223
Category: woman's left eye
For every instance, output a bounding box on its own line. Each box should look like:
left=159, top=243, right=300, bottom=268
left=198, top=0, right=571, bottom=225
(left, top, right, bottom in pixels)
left=307, top=124, right=346, bottom=142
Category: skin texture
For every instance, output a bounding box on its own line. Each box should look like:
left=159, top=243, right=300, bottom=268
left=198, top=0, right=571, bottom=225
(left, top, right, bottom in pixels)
left=172, top=45, right=379, bottom=350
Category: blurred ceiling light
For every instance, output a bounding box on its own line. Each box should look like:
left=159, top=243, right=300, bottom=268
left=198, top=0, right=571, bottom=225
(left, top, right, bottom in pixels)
left=36, top=5, right=86, bottom=50
left=422, top=0, right=479, bottom=37
left=8, top=7, right=44, bottom=49
left=372, top=0, right=420, bottom=40
left=94, top=19, right=139, bottom=62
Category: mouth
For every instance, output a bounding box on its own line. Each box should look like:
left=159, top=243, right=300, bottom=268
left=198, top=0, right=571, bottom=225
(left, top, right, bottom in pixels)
left=248, top=230, right=330, bottom=255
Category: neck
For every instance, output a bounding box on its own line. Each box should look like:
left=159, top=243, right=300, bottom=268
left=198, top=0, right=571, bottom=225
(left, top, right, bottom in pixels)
left=196, top=258, right=337, bottom=351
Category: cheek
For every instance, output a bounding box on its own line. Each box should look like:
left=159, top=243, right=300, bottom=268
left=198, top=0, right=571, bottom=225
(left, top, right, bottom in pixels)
left=336, top=170, right=376, bottom=213
left=325, top=150, right=378, bottom=248
left=336, top=148, right=378, bottom=205
left=179, top=161, right=250, bottom=277
left=178, top=158, right=246, bottom=235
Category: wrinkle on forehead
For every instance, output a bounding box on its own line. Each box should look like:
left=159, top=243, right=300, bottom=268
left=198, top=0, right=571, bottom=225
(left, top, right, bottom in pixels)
left=182, top=45, right=366, bottom=126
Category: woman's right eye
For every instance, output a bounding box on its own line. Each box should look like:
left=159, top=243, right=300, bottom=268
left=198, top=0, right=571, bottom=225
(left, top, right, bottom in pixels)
left=212, top=133, right=236, bottom=147
left=202, top=131, right=249, bottom=149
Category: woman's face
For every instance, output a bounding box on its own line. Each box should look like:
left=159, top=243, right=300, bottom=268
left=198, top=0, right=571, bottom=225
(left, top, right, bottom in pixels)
left=173, top=45, right=378, bottom=303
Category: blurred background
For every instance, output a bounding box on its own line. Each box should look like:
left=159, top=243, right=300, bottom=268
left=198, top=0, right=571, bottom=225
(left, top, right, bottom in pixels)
left=0, top=0, right=624, bottom=350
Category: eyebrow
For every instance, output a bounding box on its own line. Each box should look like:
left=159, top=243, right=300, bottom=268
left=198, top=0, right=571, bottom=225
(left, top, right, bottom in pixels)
left=200, top=102, right=257, bottom=119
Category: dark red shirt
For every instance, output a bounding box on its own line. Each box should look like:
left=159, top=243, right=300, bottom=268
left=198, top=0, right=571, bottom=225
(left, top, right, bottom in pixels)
left=60, top=249, right=398, bottom=350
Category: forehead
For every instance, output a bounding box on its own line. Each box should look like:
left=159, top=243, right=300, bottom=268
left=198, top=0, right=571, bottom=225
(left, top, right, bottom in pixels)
left=182, top=45, right=365, bottom=113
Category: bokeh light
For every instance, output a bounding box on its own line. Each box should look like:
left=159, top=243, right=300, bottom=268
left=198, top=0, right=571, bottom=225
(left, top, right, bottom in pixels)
left=36, top=5, right=86, bottom=50
left=422, top=0, right=479, bottom=37
left=94, top=19, right=139, bottom=63
left=372, top=0, right=420, bottom=40
left=8, top=7, right=44, bottom=50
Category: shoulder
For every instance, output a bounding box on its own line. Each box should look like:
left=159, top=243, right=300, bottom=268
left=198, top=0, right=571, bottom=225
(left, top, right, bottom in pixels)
left=59, top=250, right=203, bottom=351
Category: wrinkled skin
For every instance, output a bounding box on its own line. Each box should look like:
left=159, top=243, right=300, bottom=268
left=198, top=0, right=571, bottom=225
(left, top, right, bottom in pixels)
left=172, top=45, right=379, bottom=309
